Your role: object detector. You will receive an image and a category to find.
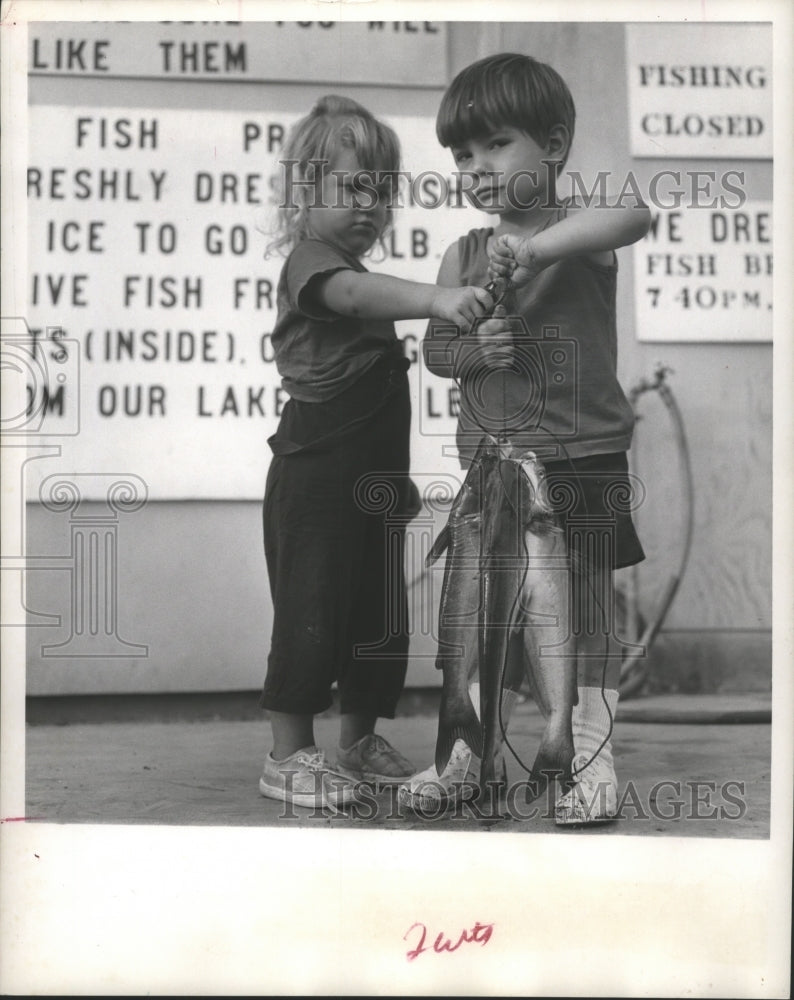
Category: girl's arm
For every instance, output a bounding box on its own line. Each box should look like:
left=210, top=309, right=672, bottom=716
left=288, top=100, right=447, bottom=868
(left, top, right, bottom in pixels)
left=315, top=268, right=493, bottom=326
left=490, top=201, right=652, bottom=286
left=422, top=243, right=513, bottom=379
left=421, top=243, right=465, bottom=378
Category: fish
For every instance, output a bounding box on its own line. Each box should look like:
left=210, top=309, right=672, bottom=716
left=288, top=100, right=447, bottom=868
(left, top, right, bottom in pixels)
left=428, top=438, right=577, bottom=804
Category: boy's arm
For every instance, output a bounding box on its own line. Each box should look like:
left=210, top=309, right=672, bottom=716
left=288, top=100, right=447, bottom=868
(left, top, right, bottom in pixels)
left=542, top=200, right=652, bottom=264
left=314, top=267, right=492, bottom=326
left=490, top=201, right=652, bottom=285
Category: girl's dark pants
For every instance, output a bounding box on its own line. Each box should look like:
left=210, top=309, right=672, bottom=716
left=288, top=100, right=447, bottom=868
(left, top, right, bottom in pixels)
left=261, top=359, right=411, bottom=718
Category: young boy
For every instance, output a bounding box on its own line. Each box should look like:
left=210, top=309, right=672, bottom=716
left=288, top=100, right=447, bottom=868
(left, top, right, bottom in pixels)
left=399, top=53, right=651, bottom=824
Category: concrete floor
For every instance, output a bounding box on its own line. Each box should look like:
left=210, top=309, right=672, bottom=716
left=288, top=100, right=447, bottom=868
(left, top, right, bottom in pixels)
left=25, top=693, right=771, bottom=837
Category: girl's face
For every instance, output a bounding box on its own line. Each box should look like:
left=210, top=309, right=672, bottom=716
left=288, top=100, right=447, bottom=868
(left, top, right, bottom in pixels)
left=306, top=147, right=391, bottom=257
left=450, top=126, right=564, bottom=218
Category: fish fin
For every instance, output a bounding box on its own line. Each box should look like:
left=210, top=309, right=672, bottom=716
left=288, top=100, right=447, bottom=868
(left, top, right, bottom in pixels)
left=435, top=708, right=483, bottom=775
left=426, top=524, right=450, bottom=567
left=525, top=732, right=575, bottom=803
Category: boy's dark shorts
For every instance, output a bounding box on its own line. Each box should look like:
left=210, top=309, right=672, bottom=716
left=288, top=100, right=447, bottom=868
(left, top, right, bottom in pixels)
left=542, top=451, right=646, bottom=574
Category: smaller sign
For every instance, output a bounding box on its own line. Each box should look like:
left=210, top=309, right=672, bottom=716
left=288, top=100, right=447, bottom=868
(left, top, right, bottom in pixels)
left=633, top=200, right=772, bottom=342
left=626, top=23, right=772, bottom=159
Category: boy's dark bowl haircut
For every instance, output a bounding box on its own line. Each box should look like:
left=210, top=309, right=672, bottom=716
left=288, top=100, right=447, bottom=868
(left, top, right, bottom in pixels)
left=437, top=52, right=576, bottom=155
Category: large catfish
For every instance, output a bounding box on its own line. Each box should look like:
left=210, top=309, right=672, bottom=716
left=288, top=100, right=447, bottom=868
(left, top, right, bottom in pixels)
left=429, top=438, right=576, bottom=804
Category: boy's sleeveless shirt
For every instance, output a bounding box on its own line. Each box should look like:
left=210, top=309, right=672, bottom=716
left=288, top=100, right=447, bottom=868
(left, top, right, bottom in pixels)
left=449, top=225, right=635, bottom=462
left=272, top=239, right=402, bottom=402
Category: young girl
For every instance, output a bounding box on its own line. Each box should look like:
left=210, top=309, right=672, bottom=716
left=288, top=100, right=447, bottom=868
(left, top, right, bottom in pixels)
left=259, top=95, right=494, bottom=810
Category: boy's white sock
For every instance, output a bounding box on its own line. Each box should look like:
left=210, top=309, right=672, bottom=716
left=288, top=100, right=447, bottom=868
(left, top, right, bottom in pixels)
left=555, top=685, right=619, bottom=825
left=572, top=685, right=618, bottom=773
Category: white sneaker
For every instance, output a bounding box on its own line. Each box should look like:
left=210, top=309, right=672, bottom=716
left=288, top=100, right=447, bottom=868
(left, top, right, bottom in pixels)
left=336, top=733, right=414, bottom=787
left=259, top=746, right=359, bottom=810
left=397, top=739, right=506, bottom=813
left=554, top=752, right=618, bottom=825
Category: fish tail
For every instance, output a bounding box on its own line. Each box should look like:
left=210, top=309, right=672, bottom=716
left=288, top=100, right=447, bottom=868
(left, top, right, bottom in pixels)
left=524, top=726, right=575, bottom=803
left=426, top=524, right=450, bottom=567
left=434, top=707, right=483, bottom=776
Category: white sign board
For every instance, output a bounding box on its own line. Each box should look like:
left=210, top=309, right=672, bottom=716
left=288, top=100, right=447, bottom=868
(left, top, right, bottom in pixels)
left=626, top=23, right=772, bottom=159
left=633, top=201, right=772, bottom=342
left=25, top=105, right=483, bottom=499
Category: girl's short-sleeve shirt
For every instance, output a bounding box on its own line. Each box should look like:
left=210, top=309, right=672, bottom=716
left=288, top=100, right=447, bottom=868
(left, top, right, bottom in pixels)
left=271, top=239, right=402, bottom=402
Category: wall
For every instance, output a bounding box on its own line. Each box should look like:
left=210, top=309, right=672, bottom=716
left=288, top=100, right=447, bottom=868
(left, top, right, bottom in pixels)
left=23, top=20, right=772, bottom=696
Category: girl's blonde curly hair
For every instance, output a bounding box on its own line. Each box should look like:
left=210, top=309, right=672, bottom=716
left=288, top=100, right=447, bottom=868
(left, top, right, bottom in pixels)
left=267, top=95, right=402, bottom=257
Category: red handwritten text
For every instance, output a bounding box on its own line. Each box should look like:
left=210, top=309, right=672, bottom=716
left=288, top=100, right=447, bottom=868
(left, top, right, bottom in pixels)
left=404, top=920, right=494, bottom=961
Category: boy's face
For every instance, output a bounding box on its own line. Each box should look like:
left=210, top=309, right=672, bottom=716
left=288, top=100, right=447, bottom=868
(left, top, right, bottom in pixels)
left=450, top=126, right=559, bottom=216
